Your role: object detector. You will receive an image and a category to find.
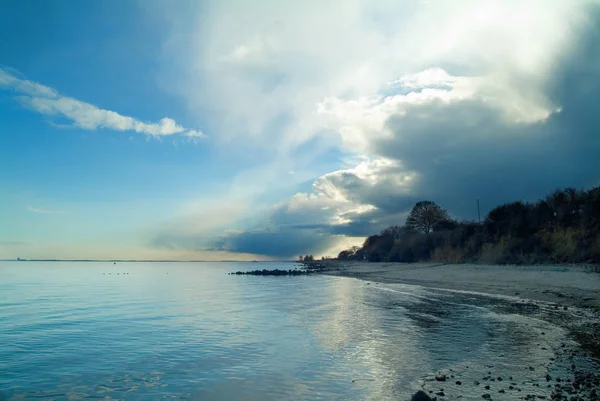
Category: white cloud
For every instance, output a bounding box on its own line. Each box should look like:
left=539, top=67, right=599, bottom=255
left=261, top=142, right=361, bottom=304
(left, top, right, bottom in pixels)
left=317, top=67, right=563, bottom=151
left=159, top=0, right=587, bottom=151
left=391, top=68, right=458, bottom=89
left=0, top=68, right=206, bottom=139
left=261, top=158, right=416, bottom=230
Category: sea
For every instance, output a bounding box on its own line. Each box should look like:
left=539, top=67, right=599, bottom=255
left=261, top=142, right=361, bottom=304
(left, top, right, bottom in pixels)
left=0, top=261, right=594, bottom=400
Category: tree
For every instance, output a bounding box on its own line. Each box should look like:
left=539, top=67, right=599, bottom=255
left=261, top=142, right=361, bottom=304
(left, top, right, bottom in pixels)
left=405, top=201, right=450, bottom=234
left=380, top=225, right=405, bottom=239
left=337, top=246, right=363, bottom=260
left=303, top=255, right=314, bottom=261
left=362, top=234, right=394, bottom=262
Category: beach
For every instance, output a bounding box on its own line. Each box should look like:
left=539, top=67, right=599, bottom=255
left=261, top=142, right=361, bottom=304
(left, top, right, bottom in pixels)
left=321, top=262, right=600, bottom=349
left=320, top=262, right=600, bottom=400
left=321, top=262, right=600, bottom=308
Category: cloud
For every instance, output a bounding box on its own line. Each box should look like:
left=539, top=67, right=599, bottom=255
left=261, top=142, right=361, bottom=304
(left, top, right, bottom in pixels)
left=268, top=4, right=600, bottom=229
left=147, top=0, right=600, bottom=257
left=27, top=207, right=65, bottom=215
left=153, top=159, right=415, bottom=257
left=213, top=228, right=339, bottom=258
left=159, top=0, right=586, bottom=149
left=0, top=67, right=206, bottom=139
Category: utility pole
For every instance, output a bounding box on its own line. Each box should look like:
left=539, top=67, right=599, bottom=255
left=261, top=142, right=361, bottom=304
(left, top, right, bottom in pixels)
left=477, top=198, right=481, bottom=224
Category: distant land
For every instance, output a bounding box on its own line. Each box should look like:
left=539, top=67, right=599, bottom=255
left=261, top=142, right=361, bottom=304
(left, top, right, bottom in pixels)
left=1, top=259, right=292, bottom=263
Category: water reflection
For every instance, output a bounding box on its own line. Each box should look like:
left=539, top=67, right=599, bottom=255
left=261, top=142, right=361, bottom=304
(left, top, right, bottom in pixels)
left=0, top=262, right=590, bottom=401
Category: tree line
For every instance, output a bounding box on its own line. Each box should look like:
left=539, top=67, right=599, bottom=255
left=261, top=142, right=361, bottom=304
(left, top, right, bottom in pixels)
left=337, top=186, right=600, bottom=264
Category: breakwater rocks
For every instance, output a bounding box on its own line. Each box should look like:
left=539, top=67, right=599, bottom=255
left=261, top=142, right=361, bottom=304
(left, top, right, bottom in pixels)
left=229, top=261, right=342, bottom=276
left=229, top=268, right=314, bottom=276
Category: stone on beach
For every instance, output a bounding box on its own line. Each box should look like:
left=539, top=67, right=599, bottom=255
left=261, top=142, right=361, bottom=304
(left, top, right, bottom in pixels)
left=411, top=390, right=433, bottom=401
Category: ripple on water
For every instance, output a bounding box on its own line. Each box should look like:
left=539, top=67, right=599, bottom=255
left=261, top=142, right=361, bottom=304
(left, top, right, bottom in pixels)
left=0, top=261, right=597, bottom=401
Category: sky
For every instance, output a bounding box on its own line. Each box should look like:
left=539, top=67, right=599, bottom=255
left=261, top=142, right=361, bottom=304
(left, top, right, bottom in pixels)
left=1, top=0, right=599, bottom=261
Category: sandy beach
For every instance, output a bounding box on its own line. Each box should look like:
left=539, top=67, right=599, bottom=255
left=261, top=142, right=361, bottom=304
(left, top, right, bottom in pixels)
left=321, top=262, right=600, bottom=308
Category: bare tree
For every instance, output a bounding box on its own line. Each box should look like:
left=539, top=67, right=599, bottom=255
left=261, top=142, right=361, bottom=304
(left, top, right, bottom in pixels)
left=405, top=201, right=450, bottom=234
left=380, top=225, right=405, bottom=239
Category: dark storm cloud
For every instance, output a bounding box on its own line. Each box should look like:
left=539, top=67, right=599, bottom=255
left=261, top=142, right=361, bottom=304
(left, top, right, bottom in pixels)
left=213, top=228, right=339, bottom=258
left=372, top=10, right=600, bottom=219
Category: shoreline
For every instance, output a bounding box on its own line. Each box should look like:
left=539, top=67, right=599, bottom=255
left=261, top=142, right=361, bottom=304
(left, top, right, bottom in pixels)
left=318, top=261, right=600, bottom=399
left=315, top=261, right=600, bottom=352
left=317, top=262, right=600, bottom=351
left=316, top=261, right=600, bottom=308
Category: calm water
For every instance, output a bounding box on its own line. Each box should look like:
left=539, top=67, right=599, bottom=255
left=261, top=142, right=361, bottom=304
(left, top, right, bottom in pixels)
left=0, top=261, right=589, bottom=400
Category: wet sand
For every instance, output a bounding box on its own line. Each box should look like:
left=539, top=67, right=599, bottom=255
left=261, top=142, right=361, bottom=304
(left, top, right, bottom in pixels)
left=319, top=262, right=600, bottom=400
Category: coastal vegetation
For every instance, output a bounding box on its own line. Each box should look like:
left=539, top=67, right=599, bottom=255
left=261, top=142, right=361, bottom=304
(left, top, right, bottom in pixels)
left=337, top=186, right=600, bottom=265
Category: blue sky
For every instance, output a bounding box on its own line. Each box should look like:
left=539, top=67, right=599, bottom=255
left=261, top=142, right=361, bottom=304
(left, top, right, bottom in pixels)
left=1, top=0, right=599, bottom=260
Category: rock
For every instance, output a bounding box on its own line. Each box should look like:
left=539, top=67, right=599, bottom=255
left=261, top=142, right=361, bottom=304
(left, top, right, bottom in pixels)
left=482, top=394, right=491, bottom=399
left=547, top=374, right=553, bottom=382
left=229, top=268, right=313, bottom=276
left=411, top=390, right=433, bottom=401
left=435, top=374, right=447, bottom=382
left=499, top=389, right=505, bottom=393
left=485, top=385, right=491, bottom=390
left=474, top=381, right=480, bottom=385
left=456, top=381, right=462, bottom=385
left=435, top=391, right=445, bottom=397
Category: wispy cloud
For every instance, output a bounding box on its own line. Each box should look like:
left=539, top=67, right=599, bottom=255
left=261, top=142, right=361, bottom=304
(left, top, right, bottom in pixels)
left=27, top=206, right=65, bottom=215
left=0, top=67, right=206, bottom=139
